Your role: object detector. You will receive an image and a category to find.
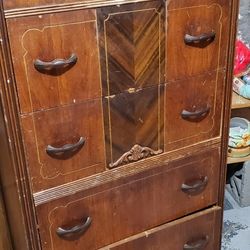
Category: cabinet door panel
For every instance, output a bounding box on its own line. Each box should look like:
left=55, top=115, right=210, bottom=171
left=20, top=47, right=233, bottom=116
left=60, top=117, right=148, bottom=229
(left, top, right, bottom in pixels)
left=7, top=9, right=101, bottom=113
left=36, top=148, right=220, bottom=250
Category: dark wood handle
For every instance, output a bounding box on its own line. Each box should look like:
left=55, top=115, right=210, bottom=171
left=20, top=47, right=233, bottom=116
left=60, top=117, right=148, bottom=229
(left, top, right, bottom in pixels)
left=183, top=235, right=209, bottom=250
left=184, top=32, right=216, bottom=44
left=34, top=53, right=77, bottom=71
left=56, top=216, right=92, bottom=239
left=46, top=137, right=85, bottom=155
left=181, top=176, right=208, bottom=194
left=181, top=106, right=210, bottom=121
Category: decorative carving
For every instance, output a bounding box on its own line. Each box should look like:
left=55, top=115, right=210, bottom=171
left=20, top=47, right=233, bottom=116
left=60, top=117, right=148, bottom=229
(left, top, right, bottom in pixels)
left=109, top=144, right=163, bottom=168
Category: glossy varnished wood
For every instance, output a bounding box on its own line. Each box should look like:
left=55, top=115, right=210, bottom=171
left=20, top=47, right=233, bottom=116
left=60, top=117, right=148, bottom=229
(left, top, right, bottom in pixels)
left=36, top=148, right=220, bottom=250
left=21, top=100, right=105, bottom=192
left=103, top=207, right=221, bottom=250
left=165, top=70, right=225, bottom=151
left=7, top=9, right=101, bottom=114
left=167, top=0, right=230, bottom=81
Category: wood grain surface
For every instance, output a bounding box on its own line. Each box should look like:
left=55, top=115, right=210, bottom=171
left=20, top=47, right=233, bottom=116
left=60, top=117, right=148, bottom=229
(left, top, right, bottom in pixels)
left=36, top=148, right=220, bottom=250
left=103, top=207, right=221, bottom=250
left=165, top=70, right=225, bottom=151
left=103, top=85, right=164, bottom=168
left=21, top=100, right=105, bottom=192
left=97, top=1, right=165, bottom=96
left=167, top=1, right=230, bottom=81
left=7, top=9, right=101, bottom=114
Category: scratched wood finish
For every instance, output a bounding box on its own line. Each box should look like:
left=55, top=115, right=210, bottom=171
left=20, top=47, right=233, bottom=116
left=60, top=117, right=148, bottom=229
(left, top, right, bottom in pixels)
left=36, top=148, right=220, bottom=250
left=165, top=70, right=225, bottom=151
left=97, top=1, right=165, bottom=96
left=20, top=100, right=105, bottom=192
left=6, top=9, right=101, bottom=114
left=103, top=85, right=164, bottom=168
left=103, top=207, right=221, bottom=250
left=0, top=0, right=239, bottom=249
left=167, top=1, right=230, bottom=81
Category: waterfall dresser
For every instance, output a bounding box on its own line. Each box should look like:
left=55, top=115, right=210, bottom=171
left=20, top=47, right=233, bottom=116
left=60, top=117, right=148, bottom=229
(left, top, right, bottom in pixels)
left=0, top=0, right=239, bottom=249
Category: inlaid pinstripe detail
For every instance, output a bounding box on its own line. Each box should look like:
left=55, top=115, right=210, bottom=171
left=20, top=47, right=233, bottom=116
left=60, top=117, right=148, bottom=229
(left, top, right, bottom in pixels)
left=98, top=1, right=165, bottom=168
left=97, top=1, right=165, bottom=168
left=97, top=0, right=165, bottom=96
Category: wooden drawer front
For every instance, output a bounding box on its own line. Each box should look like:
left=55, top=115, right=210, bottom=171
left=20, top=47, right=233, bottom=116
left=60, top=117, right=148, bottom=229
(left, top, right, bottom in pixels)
left=105, top=207, right=221, bottom=250
left=165, top=70, right=224, bottom=151
left=167, top=0, right=230, bottom=81
left=97, top=0, right=165, bottom=96
left=21, top=100, right=105, bottom=192
left=36, top=148, right=220, bottom=250
left=7, top=10, right=101, bottom=114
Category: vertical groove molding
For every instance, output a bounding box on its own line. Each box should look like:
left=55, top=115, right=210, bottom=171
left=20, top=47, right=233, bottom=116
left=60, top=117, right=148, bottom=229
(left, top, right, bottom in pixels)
left=0, top=1, right=40, bottom=249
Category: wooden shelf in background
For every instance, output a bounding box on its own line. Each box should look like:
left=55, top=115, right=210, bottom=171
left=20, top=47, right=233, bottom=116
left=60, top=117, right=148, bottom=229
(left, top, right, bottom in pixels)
left=232, top=92, right=250, bottom=109
left=227, top=155, right=250, bottom=164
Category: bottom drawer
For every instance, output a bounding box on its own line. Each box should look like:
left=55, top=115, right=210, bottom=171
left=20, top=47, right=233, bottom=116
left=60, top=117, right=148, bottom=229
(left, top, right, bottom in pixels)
left=103, top=207, right=221, bottom=250
left=36, top=148, right=220, bottom=250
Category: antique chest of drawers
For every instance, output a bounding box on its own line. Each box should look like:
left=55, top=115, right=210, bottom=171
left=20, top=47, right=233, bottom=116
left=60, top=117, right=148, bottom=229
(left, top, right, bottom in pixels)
left=0, top=0, right=239, bottom=249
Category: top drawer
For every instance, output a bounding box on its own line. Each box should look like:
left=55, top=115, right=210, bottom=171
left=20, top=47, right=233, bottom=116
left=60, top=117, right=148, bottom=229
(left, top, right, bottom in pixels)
left=7, top=9, right=101, bottom=114
left=166, top=0, right=230, bottom=81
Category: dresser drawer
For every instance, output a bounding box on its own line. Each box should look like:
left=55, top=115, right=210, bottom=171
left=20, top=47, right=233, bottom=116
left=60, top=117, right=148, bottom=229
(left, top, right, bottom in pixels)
left=21, top=100, right=105, bottom=192
left=36, top=148, right=220, bottom=249
left=167, top=0, right=230, bottom=81
left=165, top=70, right=225, bottom=151
left=7, top=9, right=101, bottom=114
left=104, top=207, right=221, bottom=250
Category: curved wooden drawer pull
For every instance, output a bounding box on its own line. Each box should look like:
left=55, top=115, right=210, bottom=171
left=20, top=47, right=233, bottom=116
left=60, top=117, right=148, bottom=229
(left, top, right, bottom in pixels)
left=184, top=32, right=216, bottom=44
left=46, top=137, right=85, bottom=156
left=56, top=216, right=92, bottom=239
left=183, top=235, right=209, bottom=250
left=34, top=53, right=77, bottom=72
left=181, top=106, right=210, bottom=121
left=181, top=176, right=208, bottom=194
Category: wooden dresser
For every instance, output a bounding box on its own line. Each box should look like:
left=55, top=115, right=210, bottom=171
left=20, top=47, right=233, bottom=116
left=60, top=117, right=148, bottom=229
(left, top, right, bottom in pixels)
left=0, top=0, right=239, bottom=249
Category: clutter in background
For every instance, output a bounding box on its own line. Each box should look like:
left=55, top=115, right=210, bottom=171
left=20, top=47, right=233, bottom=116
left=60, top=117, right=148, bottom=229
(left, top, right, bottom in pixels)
left=233, top=40, right=250, bottom=99
left=228, top=117, right=250, bottom=158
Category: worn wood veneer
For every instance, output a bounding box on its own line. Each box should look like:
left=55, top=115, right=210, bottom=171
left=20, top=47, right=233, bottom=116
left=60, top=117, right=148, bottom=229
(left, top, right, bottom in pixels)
left=167, top=0, right=230, bottom=81
left=0, top=0, right=239, bottom=249
left=7, top=9, right=101, bottom=114
left=21, top=100, right=105, bottom=192
left=36, top=148, right=220, bottom=250
left=102, top=207, right=221, bottom=250
left=165, top=70, right=225, bottom=151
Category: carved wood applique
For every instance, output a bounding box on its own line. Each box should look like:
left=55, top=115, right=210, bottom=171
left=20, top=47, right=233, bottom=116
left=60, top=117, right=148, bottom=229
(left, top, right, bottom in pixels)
left=109, top=144, right=163, bottom=168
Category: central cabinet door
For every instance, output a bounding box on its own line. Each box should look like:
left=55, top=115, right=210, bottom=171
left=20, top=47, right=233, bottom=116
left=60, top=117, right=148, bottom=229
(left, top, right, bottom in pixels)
left=97, top=0, right=166, bottom=168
